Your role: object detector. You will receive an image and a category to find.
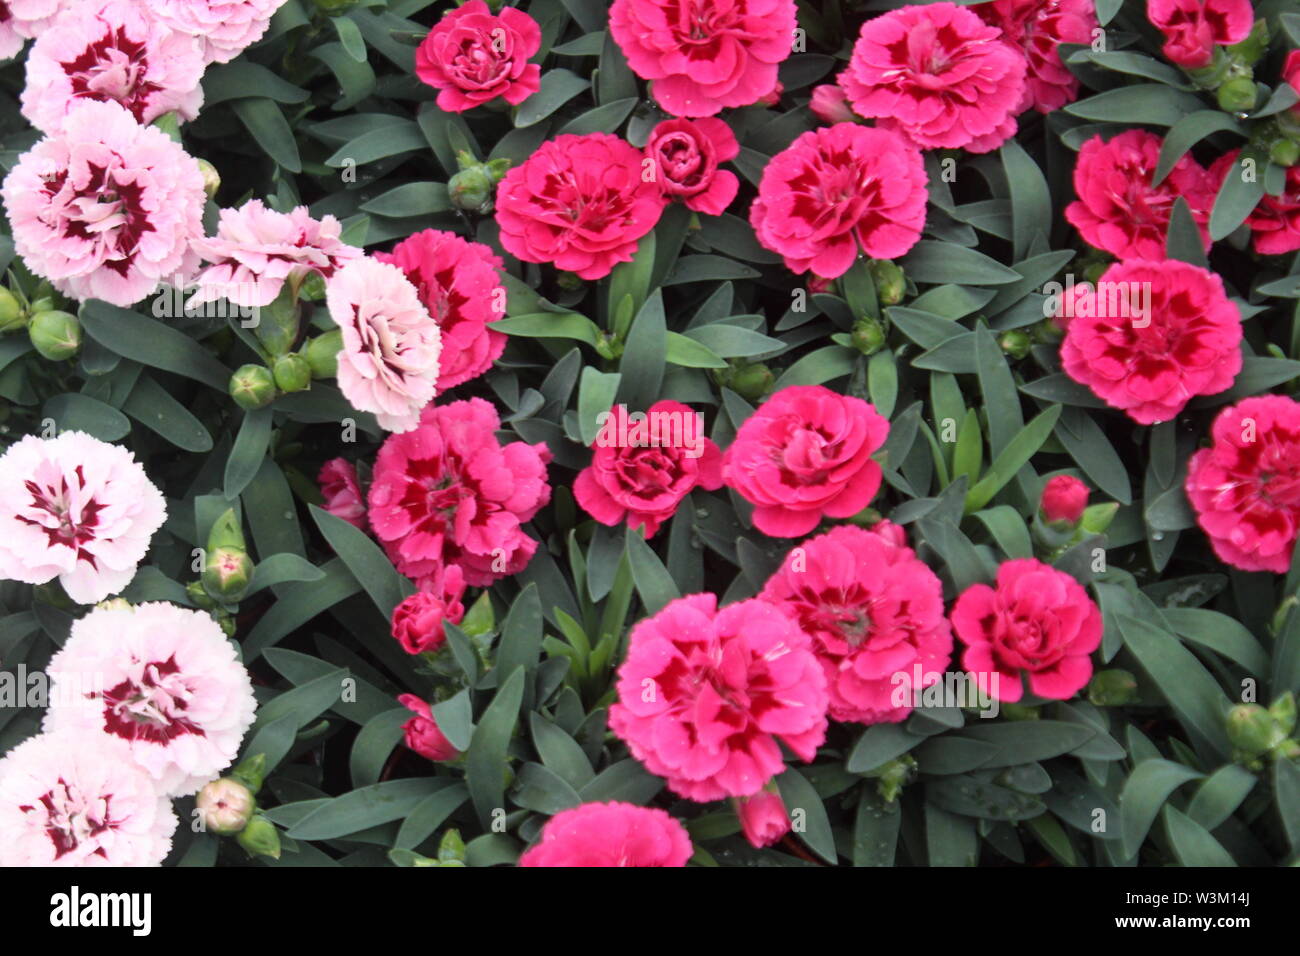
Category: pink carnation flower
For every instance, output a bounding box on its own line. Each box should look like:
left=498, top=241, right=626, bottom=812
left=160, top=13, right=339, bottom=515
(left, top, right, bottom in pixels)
left=21, top=1, right=205, bottom=134
left=974, top=0, right=1098, bottom=113
left=390, top=566, right=466, bottom=655
left=608, top=0, right=797, bottom=117
left=414, top=0, right=541, bottom=112
left=317, top=458, right=366, bottom=530
left=398, top=694, right=459, bottom=762
left=191, top=199, right=362, bottom=309
left=374, top=229, right=506, bottom=393
left=735, top=790, right=790, bottom=848
left=1040, top=475, right=1089, bottom=524
left=0, top=731, right=176, bottom=866
left=0, top=431, right=165, bottom=605
left=44, top=602, right=257, bottom=796
left=609, top=593, right=828, bottom=802
left=152, top=0, right=286, bottom=65
left=750, top=123, right=927, bottom=278
left=519, top=801, right=693, bottom=867
left=1147, top=0, right=1253, bottom=69
left=723, top=385, right=890, bottom=537
left=1059, top=259, right=1242, bottom=425
left=495, top=133, right=665, bottom=280
left=838, top=2, right=1027, bottom=153
left=0, top=0, right=73, bottom=60
left=1186, top=396, right=1300, bottom=574
left=2, top=99, right=205, bottom=307
left=328, top=257, right=443, bottom=434
left=760, top=525, right=952, bottom=725
left=644, top=118, right=740, bottom=217
left=575, top=400, right=724, bottom=539
left=368, top=398, right=552, bottom=587
left=952, top=559, right=1103, bottom=703
left=1065, top=130, right=1214, bottom=260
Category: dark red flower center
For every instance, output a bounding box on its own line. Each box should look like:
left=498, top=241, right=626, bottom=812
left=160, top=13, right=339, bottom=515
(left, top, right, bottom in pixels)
left=19, top=778, right=115, bottom=860
left=101, top=655, right=206, bottom=743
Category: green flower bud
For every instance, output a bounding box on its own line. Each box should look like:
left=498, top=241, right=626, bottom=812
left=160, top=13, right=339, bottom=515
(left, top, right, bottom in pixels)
left=449, top=166, right=495, bottom=213
left=1227, top=703, right=1284, bottom=756
left=299, top=271, right=327, bottom=302
left=863, top=755, right=917, bottom=803
left=272, top=352, right=312, bottom=393
left=999, top=329, right=1032, bottom=360
left=869, top=259, right=906, bottom=306
left=186, top=579, right=217, bottom=610
left=255, top=285, right=300, bottom=357
left=304, top=329, right=342, bottom=379
left=207, top=507, right=247, bottom=553
left=230, top=752, right=268, bottom=795
left=196, top=158, right=221, bottom=200
left=95, top=597, right=132, bottom=612
left=236, top=814, right=281, bottom=859
left=0, top=287, right=23, bottom=333
left=229, top=364, right=277, bottom=410
left=28, top=309, right=81, bottom=361
left=1270, top=692, right=1297, bottom=737
left=850, top=316, right=885, bottom=355
left=1087, top=669, right=1139, bottom=707
left=1217, top=76, right=1257, bottom=113
left=202, top=546, right=253, bottom=602
left=728, top=362, right=774, bottom=402
left=195, top=778, right=255, bottom=835
left=1270, top=138, right=1300, bottom=168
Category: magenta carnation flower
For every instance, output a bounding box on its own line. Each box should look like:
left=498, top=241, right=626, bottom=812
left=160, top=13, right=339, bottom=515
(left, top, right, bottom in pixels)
left=398, top=694, right=459, bottom=762
left=838, top=2, right=1027, bottom=153
left=609, top=593, right=828, bottom=802
left=1147, top=0, right=1253, bottom=69
left=1065, top=130, right=1214, bottom=260
left=2, top=99, right=205, bottom=307
left=750, top=123, right=927, bottom=278
left=328, top=257, right=443, bottom=434
left=21, top=1, right=205, bottom=134
left=736, top=790, right=790, bottom=848
left=723, top=385, right=890, bottom=537
left=759, top=525, right=953, bottom=725
left=317, top=458, right=366, bottom=530
left=974, top=0, right=1098, bottom=113
left=1212, top=153, right=1300, bottom=257
left=952, top=559, right=1103, bottom=703
left=608, top=0, right=797, bottom=117
left=44, top=602, right=257, bottom=796
left=494, top=132, right=665, bottom=280
left=1040, top=475, right=1089, bottom=524
left=374, top=229, right=507, bottom=393
left=367, top=397, right=552, bottom=587
left=0, top=731, right=176, bottom=866
left=1186, top=396, right=1300, bottom=574
left=644, top=118, right=740, bottom=217
left=390, top=565, right=466, bottom=655
left=574, top=400, right=724, bottom=539
left=519, top=801, right=693, bottom=867
left=191, top=199, right=361, bottom=309
left=1058, top=259, right=1242, bottom=425
left=152, top=0, right=286, bottom=64
left=0, top=431, right=165, bottom=604
left=414, top=0, right=541, bottom=112
left=0, top=0, right=72, bottom=60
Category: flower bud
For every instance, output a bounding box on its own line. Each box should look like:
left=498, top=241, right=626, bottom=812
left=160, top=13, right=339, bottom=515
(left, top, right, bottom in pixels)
left=869, top=259, right=906, bottom=306
left=1226, top=703, right=1284, bottom=756
left=202, top=546, right=253, bottom=603
left=0, top=287, right=23, bottom=333
left=1040, top=475, right=1089, bottom=526
left=28, top=309, right=81, bottom=361
left=734, top=788, right=790, bottom=848
left=304, top=329, right=342, bottom=379
left=272, top=352, right=312, bottom=393
left=94, top=597, right=132, bottom=612
left=229, top=364, right=277, bottom=409
left=196, top=158, right=221, bottom=200
left=449, top=165, right=495, bottom=213
left=999, top=329, right=1032, bottom=360
left=235, top=813, right=281, bottom=859
left=230, top=752, right=267, bottom=795
left=850, top=316, right=885, bottom=355
left=195, top=777, right=255, bottom=835
left=866, top=755, right=917, bottom=803
left=1087, top=668, right=1138, bottom=706
left=1216, top=76, right=1257, bottom=113
left=1270, top=138, right=1300, bottom=168
left=728, top=362, right=774, bottom=402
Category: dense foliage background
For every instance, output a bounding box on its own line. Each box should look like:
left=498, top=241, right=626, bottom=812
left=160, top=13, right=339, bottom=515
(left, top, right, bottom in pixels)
left=2, top=0, right=1300, bottom=867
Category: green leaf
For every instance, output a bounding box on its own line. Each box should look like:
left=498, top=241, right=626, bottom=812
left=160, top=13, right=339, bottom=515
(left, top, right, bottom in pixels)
left=847, top=724, right=927, bottom=772
left=966, top=405, right=1061, bottom=512
left=665, top=331, right=727, bottom=369
left=1054, top=406, right=1133, bottom=504
left=288, top=779, right=450, bottom=840
left=224, top=407, right=273, bottom=500
left=901, top=242, right=1022, bottom=285
left=1162, top=805, right=1236, bottom=866
left=577, top=367, right=621, bottom=444
left=43, top=393, right=130, bottom=442
left=776, top=769, right=837, bottom=864
left=122, top=375, right=213, bottom=452
left=558, top=97, right=637, bottom=136
left=80, top=300, right=230, bottom=390
left=310, top=504, right=413, bottom=619
left=360, top=182, right=451, bottom=217
left=1001, top=139, right=1051, bottom=261
left=496, top=584, right=543, bottom=680
left=529, top=712, right=595, bottom=790
left=774, top=345, right=858, bottom=388
left=394, top=784, right=471, bottom=850
left=1119, top=758, right=1203, bottom=859
left=615, top=291, right=667, bottom=411
left=1161, top=608, right=1269, bottom=675
left=927, top=777, right=1046, bottom=822
left=348, top=708, right=409, bottom=788
left=202, top=62, right=310, bottom=105
left=490, top=312, right=599, bottom=345
left=232, top=98, right=301, bottom=173
left=1166, top=196, right=1208, bottom=267
left=1186, top=764, right=1256, bottom=831
left=1066, top=84, right=1207, bottom=126
left=243, top=558, right=362, bottom=662
left=466, top=667, right=526, bottom=829
left=1155, top=111, right=1244, bottom=185
left=249, top=553, right=325, bottom=594
left=956, top=721, right=1096, bottom=768
left=664, top=255, right=760, bottom=286
left=682, top=324, right=782, bottom=359
left=515, top=69, right=590, bottom=127
left=853, top=790, right=901, bottom=866
left=625, top=530, right=680, bottom=614
left=1209, top=150, right=1266, bottom=240
left=1275, top=758, right=1300, bottom=851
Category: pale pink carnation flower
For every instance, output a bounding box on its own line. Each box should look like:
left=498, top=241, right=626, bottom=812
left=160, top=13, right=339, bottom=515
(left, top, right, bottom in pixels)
left=44, top=602, right=258, bottom=797
left=152, top=0, right=287, bottom=65
left=0, top=730, right=176, bottom=866
left=190, top=199, right=362, bottom=309
left=1, top=99, right=205, bottom=307
left=21, top=1, right=205, bottom=134
left=328, top=257, right=443, bottom=433
left=0, top=0, right=74, bottom=60
left=0, top=431, right=166, bottom=605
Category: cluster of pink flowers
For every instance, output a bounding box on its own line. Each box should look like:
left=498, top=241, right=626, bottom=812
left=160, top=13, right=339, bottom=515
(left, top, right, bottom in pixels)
left=0, top=601, right=257, bottom=865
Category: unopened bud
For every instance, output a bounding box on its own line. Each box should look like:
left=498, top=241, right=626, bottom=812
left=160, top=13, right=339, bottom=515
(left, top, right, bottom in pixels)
left=272, top=352, right=312, bottom=393
left=196, top=158, right=221, bottom=200
left=195, top=778, right=254, bottom=835
left=1227, top=703, right=1284, bottom=755
left=1040, top=475, right=1088, bottom=526
left=1270, top=138, right=1300, bottom=168
left=1087, top=669, right=1138, bottom=706
left=850, top=316, right=885, bottom=355
left=28, top=310, right=80, bottom=361
left=728, top=362, right=774, bottom=402
left=1217, top=76, right=1257, bottom=113
left=94, top=598, right=132, bottom=613
left=203, top=546, right=252, bottom=602
left=869, top=259, right=906, bottom=306
left=999, top=329, right=1032, bottom=360
left=0, top=287, right=23, bottom=333
left=235, top=814, right=281, bottom=859
left=304, top=330, right=342, bottom=379
left=230, top=752, right=268, bottom=794
left=449, top=166, right=494, bottom=213
left=229, top=364, right=276, bottom=410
